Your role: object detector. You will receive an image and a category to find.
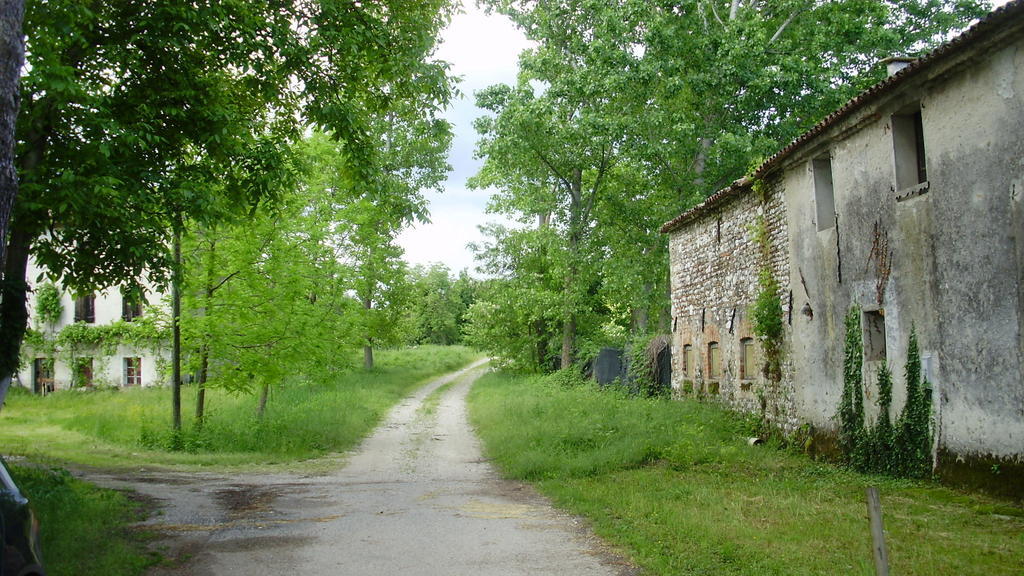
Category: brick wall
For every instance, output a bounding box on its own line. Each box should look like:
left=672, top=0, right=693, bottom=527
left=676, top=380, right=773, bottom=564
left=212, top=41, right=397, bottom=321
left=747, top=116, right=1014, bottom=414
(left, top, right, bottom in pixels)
left=668, top=180, right=799, bottom=432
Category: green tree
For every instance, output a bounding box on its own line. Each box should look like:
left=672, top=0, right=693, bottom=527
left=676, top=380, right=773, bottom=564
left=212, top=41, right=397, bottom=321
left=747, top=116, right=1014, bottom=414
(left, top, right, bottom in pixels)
left=470, top=0, right=987, bottom=371
left=623, top=0, right=989, bottom=202
left=466, top=224, right=565, bottom=371
left=301, top=104, right=452, bottom=370
left=451, top=269, right=480, bottom=342
left=182, top=187, right=356, bottom=420
left=0, top=0, right=455, bottom=410
left=406, top=264, right=477, bottom=346
left=347, top=210, right=412, bottom=371
left=471, top=65, right=627, bottom=367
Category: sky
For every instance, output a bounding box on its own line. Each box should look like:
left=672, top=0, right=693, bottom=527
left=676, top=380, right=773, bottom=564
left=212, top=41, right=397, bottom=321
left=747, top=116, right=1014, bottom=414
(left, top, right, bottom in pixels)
left=396, top=4, right=531, bottom=276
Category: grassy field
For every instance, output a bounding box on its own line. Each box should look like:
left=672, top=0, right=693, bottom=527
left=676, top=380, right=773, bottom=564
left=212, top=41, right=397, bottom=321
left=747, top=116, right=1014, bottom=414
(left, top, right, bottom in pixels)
left=1, top=346, right=479, bottom=576
left=8, top=463, right=159, bottom=576
left=468, top=371, right=1024, bottom=576
left=0, top=345, right=480, bottom=470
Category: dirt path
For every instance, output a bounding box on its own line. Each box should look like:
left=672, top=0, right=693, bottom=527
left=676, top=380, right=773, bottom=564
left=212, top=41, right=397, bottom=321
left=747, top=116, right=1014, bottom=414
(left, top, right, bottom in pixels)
left=82, top=362, right=636, bottom=575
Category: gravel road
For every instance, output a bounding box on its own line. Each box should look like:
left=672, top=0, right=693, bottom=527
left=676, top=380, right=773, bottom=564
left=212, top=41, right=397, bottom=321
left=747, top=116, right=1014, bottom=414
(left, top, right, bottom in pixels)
left=82, top=361, right=636, bottom=575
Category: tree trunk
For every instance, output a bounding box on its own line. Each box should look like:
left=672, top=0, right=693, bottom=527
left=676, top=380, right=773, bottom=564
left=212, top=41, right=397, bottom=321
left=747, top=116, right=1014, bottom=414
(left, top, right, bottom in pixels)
left=632, top=277, right=659, bottom=335
left=195, top=236, right=216, bottom=425
left=364, top=344, right=374, bottom=370
left=692, top=137, right=713, bottom=192
left=256, top=380, right=269, bottom=419
left=0, top=226, right=30, bottom=411
left=632, top=306, right=650, bottom=335
left=729, top=0, right=742, bottom=20
left=171, top=221, right=182, bottom=431
left=559, top=169, right=585, bottom=371
left=362, top=295, right=373, bottom=370
left=560, top=315, right=575, bottom=369
left=0, top=0, right=24, bottom=273
left=534, top=319, right=548, bottom=370
left=194, top=345, right=208, bottom=424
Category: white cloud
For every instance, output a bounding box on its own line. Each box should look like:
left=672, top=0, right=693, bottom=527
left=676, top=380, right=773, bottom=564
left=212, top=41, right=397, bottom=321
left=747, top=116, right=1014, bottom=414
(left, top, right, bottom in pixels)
left=399, top=3, right=531, bottom=277
left=399, top=187, right=509, bottom=274
left=437, top=4, right=533, bottom=88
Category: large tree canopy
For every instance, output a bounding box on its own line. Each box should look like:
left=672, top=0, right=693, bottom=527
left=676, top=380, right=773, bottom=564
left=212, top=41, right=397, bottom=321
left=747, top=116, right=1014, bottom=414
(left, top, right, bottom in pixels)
left=470, top=0, right=988, bottom=371
left=0, top=0, right=456, bottom=402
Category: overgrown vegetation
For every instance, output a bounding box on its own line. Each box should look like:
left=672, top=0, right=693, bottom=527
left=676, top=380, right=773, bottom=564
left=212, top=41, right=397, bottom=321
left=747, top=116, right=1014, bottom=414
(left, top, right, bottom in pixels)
left=33, top=283, right=62, bottom=327
left=8, top=463, right=158, bottom=576
left=895, top=330, right=934, bottom=477
left=749, top=213, right=784, bottom=382
left=469, top=371, right=1023, bottom=575
left=838, top=307, right=933, bottom=477
left=626, top=332, right=671, bottom=397
left=0, top=346, right=479, bottom=469
left=22, top=313, right=169, bottom=385
left=1, top=0, right=460, bottom=412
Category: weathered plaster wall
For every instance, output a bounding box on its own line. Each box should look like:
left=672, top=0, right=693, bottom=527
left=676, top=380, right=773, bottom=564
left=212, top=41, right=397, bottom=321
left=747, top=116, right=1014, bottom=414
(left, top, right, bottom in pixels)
left=668, top=17, right=1024, bottom=470
left=668, top=182, right=798, bottom=431
left=782, top=34, right=1024, bottom=461
left=918, top=38, right=1024, bottom=460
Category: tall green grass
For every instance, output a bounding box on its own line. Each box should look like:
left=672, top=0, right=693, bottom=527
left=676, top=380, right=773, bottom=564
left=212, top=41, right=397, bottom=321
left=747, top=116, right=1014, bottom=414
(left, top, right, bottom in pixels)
left=8, top=463, right=158, bottom=576
left=468, top=371, right=1024, bottom=576
left=1, top=346, right=479, bottom=469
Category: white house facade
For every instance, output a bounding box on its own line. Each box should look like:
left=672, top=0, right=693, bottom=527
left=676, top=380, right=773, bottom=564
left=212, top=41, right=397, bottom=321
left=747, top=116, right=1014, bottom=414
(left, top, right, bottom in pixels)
left=17, top=259, right=169, bottom=392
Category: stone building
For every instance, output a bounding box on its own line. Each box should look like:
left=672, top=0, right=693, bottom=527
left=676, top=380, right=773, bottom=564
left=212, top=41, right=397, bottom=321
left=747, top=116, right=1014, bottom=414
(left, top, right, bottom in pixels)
left=662, top=1, right=1024, bottom=486
left=16, top=258, right=169, bottom=391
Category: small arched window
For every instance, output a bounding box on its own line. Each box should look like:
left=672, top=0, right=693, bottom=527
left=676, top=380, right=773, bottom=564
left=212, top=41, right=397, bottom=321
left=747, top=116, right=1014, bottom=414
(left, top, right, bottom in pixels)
left=708, top=342, right=721, bottom=379
left=740, top=338, right=756, bottom=380
left=683, top=344, right=694, bottom=378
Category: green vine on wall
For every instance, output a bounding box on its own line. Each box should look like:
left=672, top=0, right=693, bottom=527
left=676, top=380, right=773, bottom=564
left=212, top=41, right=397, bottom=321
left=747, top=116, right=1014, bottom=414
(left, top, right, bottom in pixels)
left=55, top=315, right=169, bottom=356
left=894, top=329, right=933, bottom=477
left=34, top=283, right=63, bottom=327
left=626, top=332, right=671, bottom=397
left=839, top=307, right=866, bottom=463
left=837, top=306, right=933, bottom=477
left=748, top=199, right=784, bottom=382
left=22, top=310, right=170, bottom=386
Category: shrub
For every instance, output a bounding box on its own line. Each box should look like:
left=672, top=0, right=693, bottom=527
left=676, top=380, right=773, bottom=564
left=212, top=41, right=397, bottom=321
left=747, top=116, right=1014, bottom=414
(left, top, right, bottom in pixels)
left=837, top=308, right=933, bottom=478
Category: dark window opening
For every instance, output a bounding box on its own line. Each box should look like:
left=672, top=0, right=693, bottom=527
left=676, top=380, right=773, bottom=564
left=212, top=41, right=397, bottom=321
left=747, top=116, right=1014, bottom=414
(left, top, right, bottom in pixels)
left=863, top=310, right=887, bottom=362
left=74, top=357, right=94, bottom=388
left=892, top=107, right=927, bottom=190
left=74, top=293, right=96, bottom=323
left=122, top=295, right=144, bottom=322
left=813, top=157, right=836, bottom=231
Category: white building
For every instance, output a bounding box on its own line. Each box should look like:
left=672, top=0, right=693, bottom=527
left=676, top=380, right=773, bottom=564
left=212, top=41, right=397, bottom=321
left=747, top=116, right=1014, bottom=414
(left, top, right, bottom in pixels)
left=17, top=259, right=169, bottom=392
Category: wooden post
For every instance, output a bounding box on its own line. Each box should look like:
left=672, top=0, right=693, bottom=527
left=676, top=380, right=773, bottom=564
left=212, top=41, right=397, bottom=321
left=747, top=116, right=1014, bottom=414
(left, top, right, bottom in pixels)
left=866, top=486, right=889, bottom=576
